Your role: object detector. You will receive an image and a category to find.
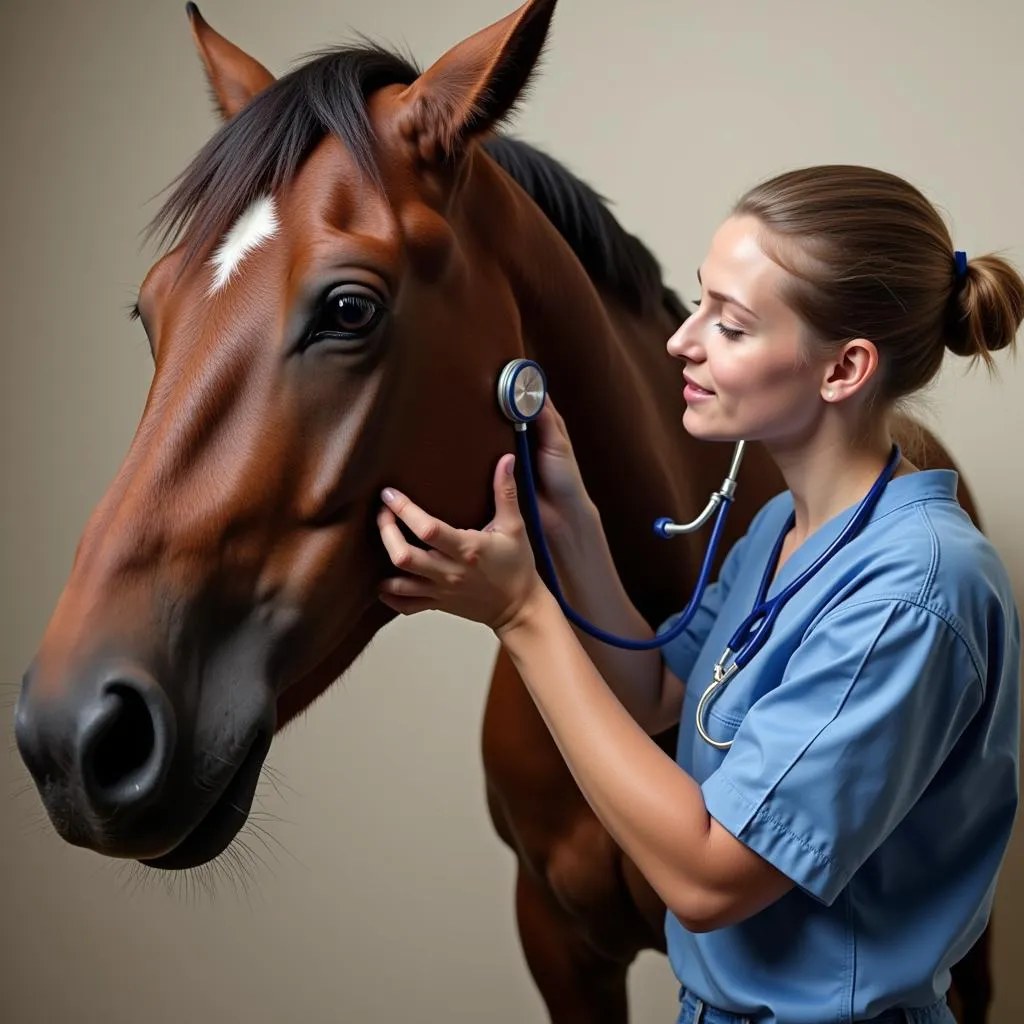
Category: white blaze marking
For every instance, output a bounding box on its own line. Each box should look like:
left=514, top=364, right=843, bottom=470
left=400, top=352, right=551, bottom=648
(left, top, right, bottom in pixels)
left=208, top=196, right=279, bottom=294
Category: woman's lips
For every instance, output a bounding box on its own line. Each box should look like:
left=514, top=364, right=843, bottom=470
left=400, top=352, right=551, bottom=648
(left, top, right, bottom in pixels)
left=683, top=375, right=715, bottom=401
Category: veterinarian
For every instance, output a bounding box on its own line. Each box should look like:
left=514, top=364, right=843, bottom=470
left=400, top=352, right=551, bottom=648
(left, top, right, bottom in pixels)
left=376, top=164, right=1023, bottom=1024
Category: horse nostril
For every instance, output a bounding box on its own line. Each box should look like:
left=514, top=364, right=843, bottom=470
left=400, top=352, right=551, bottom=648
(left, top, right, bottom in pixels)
left=92, top=684, right=155, bottom=788
left=79, top=677, right=175, bottom=812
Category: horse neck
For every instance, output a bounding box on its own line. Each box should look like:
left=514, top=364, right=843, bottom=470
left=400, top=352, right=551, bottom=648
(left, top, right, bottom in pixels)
left=467, top=157, right=733, bottom=621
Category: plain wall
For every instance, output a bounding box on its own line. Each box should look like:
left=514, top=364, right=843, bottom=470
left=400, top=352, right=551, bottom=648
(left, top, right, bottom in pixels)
left=2, top=1, right=1022, bottom=1021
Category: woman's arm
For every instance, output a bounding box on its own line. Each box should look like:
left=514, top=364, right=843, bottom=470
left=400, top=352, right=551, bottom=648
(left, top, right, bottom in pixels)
left=376, top=453, right=791, bottom=930
left=545, top=499, right=685, bottom=735
left=498, top=585, right=793, bottom=932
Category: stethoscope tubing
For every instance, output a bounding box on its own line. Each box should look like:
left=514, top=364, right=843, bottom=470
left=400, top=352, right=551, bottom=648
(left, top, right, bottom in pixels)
left=514, top=424, right=736, bottom=651
left=697, top=442, right=902, bottom=749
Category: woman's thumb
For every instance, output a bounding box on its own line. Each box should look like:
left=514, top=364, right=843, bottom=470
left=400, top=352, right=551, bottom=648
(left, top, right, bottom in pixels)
left=493, top=454, right=521, bottom=523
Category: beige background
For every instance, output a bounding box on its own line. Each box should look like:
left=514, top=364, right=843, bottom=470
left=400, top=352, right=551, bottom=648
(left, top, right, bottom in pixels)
left=2, top=0, right=1022, bottom=1021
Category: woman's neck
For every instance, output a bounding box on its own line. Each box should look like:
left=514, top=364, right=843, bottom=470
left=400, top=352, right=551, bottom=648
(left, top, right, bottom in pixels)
left=767, top=417, right=904, bottom=544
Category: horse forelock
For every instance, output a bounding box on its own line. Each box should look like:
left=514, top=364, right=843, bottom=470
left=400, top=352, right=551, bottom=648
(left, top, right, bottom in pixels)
left=145, top=40, right=685, bottom=323
left=145, top=44, right=422, bottom=272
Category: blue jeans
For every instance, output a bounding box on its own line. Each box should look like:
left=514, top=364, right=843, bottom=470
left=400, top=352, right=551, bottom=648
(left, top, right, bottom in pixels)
left=675, top=987, right=957, bottom=1024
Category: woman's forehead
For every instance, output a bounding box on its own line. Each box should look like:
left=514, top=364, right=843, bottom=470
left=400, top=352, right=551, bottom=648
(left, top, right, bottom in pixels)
left=702, top=216, right=792, bottom=308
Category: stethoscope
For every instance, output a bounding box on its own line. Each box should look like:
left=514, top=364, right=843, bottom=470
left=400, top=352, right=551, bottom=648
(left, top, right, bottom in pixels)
left=495, top=358, right=902, bottom=750
left=496, top=359, right=747, bottom=653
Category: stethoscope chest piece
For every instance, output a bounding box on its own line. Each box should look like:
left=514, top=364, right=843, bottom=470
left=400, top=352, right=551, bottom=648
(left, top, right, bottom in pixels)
left=497, top=359, right=547, bottom=425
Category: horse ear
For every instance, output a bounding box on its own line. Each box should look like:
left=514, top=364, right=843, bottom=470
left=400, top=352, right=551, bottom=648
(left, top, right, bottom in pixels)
left=186, top=2, right=276, bottom=121
left=398, top=0, right=558, bottom=164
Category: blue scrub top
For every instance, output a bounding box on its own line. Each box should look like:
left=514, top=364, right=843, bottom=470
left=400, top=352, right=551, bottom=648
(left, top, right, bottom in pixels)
left=659, top=468, right=1020, bottom=1024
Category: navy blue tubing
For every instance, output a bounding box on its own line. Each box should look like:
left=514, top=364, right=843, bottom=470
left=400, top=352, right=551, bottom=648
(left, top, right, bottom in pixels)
left=513, top=427, right=734, bottom=651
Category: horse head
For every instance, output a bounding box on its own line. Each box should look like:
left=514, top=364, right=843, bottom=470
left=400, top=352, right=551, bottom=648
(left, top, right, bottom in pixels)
left=15, top=0, right=563, bottom=869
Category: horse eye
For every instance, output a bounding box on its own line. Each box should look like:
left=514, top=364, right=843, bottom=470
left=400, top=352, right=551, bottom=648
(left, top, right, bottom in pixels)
left=329, top=295, right=378, bottom=332
left=308, top=287, right=386, bottom=346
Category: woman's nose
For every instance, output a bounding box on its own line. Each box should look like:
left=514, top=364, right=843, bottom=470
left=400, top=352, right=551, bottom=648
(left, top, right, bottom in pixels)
left=666, top=315, right=704, bottom=361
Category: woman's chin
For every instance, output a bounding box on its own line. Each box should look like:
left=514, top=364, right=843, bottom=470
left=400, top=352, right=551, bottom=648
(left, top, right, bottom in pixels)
left=682, top=408, right=738, bottom=443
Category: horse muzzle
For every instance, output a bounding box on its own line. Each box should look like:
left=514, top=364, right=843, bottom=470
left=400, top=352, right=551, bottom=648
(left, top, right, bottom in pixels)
left=15, top=654, right=275, bottom=868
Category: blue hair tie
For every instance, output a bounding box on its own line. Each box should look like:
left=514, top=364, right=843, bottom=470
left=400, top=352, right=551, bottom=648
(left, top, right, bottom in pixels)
left=954, top=250, right=968, bottom=282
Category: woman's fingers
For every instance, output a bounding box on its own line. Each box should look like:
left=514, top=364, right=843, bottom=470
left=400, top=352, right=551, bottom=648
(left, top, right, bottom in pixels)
left=377, top=507, right=465, bottom=580
left=536, top=401, right=572, bottom=455
left=378, top=591, right=437, bottom=617
left=379, top=488, right=465, bottom=559
left=377, top=571, right=435, bottom=597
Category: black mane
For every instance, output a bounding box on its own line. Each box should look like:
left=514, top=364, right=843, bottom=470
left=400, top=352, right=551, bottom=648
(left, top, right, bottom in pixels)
left=148, top=43, right=686, bottom=322
left=481, top=135, right=687, bottom=321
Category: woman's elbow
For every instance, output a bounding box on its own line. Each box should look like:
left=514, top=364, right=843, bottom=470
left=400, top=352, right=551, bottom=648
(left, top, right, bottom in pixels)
left=667, top=879, right=767, bottom=933
left=671, top=905, right=728, bottom=934
left=668, top=879, right=790, bottom=933
left=666, top=887, right=733, bottom=934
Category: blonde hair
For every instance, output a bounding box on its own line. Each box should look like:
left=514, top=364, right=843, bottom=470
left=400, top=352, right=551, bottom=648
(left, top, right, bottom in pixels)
left=732, top=165, right=1024, bottom=402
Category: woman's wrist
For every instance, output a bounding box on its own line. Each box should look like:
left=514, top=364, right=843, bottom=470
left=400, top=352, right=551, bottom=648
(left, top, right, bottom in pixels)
left=495, top=577, right=559, bottom=645
left=546, top=497, right=604, bottom=566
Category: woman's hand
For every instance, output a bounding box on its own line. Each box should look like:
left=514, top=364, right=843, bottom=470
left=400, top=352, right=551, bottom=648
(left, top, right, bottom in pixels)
left=530, top=397, right=597, bottom=545
left=377, top=453, right=545, bottom=633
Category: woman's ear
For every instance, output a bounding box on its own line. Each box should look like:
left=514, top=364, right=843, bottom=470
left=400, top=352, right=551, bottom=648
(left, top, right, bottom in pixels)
left=822, top=338, right=881, bottom=402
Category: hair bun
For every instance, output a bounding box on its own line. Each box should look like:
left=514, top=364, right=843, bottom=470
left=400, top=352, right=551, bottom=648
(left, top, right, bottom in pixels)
left=946, top=253, right=1024, bottom=362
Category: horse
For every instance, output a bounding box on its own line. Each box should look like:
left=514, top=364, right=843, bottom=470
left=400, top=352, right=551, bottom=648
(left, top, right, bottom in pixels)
left=13, top=1, right=993, bottom=1020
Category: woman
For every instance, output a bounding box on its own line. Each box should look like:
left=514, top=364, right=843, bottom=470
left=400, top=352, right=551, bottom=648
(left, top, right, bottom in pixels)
left=376, top=164, right=1024, bottom=1024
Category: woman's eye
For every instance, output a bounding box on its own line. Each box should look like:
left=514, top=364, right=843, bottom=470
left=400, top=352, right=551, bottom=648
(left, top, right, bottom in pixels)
left=307, top=288, right=387, bottom=346
left=715, top=322, right=745, bottom=341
